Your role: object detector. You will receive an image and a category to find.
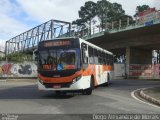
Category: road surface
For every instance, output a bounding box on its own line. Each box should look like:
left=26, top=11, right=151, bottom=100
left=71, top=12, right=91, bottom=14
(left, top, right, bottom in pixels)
left=0, top=79, right=159, bottom=119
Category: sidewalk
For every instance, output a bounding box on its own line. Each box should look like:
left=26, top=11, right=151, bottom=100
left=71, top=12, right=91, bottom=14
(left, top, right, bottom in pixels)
left=140, top=87, right=160, bottom=106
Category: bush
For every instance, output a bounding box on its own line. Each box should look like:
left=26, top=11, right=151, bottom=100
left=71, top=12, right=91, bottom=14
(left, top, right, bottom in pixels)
left=0, top=56, right=5, bottom=61
left=6, top=52, right=32, bottom=62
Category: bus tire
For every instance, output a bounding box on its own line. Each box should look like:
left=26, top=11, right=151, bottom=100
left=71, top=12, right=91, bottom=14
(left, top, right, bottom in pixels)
left=83, top=77, right=94, bottom=95
left=104, top=73, right=110, bottom=87
left=107, top=73, right=110, bottom=86
left=55, top=91, right=66, bottom=95
left=55, top=91, right=60, bottom=95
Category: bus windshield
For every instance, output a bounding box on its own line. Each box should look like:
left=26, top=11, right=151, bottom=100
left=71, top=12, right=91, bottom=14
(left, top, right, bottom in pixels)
left=38, top=49, right=79, bottom=71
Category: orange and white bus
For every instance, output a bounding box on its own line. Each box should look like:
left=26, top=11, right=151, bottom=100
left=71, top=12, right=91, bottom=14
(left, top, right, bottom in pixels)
left=37, top=37, right=114, bottom=95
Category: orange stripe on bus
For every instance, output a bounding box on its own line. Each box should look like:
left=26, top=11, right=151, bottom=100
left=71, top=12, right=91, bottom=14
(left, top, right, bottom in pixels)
left=39, top=64, right=113, bottom=85
left=81, top=64, right=113, bottom=86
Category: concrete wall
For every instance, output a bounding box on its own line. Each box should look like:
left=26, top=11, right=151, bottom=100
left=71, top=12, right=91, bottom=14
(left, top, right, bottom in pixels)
left=1, top=60, right=159, bottom=79
left=114, top=63, right=125, bottom=79
left=0, top=61, right=37, bottom=78
left=114, top=62, right=160, bottom=79
left=125, top=47, right=153, bottom=78
left=129, top=64, right=160, bottom=79
left=129, top=64, right=152, bottom=78
left=153, top=64, right=160, bottom=79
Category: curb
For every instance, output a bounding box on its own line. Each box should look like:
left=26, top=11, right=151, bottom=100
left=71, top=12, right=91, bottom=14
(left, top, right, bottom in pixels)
left=139, top=88, right=160, bottom=106
left=0, top=79, right=37, bottom=83
left=0, top=80, right=6, bottom=82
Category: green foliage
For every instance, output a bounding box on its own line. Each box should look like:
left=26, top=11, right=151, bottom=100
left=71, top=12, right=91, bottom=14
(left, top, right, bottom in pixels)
left=96, top=0, right=112, bottom=28
left=0, top=56, right=5, bottom=61
left=79, top=1, right=97, bottom=21
left=78, top=1, right=97, bottom=34
left=110, top=2, right=125, bottom=21
left=134, top=5, right=150, bottom=17
left=6, top=52, right=32, bottom=62
left=72, top=19, right=86, bottom=31
left=73, top=0, right=133, bottom=31
left=72, top=1, right=97, bottom=33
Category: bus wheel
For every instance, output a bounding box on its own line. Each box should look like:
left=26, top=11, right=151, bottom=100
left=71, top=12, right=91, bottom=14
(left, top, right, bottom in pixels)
left=83, top=78, right=94, bottom=95
left=55, top=91, right=66, bottom=95
left=107, top=73, right=110, bottom=86
left=55, top=91, right=60, bottom=95
left=104, top=73, right=110, bottom=87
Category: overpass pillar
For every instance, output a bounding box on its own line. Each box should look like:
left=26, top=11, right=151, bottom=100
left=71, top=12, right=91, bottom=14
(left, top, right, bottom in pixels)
left=125, top=47, right=152, bottom=78
left=125, top=47, right=130, bottom=78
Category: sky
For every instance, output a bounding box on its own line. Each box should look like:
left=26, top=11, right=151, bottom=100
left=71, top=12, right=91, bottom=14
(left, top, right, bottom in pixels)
left=0, top=0, right=160, bottom=48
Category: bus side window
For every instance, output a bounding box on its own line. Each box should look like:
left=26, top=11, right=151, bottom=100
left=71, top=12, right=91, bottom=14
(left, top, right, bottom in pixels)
left=111, top=55, right=114, bottom=65
left=109, top=55, right=113, bottom=65
left=94, top=49, right=98, bottom=64
left=81, top=43, right=88, bottom=64
left=102, top=52, right=106, bottom=64
left=109, top=55, right=111, bottom=65
left=98, top=50, right=103, bottom=64
left=106, top=53, right=109, bottom=65
left=88, top=46, right=94, bottom=64
left=101, top=51, right=104, bottom=64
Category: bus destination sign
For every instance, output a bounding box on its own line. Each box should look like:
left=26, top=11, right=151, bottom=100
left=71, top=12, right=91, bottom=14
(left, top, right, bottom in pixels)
left=44, top=40, right=71, bottom=47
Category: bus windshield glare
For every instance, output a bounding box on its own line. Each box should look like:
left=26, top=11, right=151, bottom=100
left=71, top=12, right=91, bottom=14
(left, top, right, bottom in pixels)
left=39, top=49, right=78, bottom=71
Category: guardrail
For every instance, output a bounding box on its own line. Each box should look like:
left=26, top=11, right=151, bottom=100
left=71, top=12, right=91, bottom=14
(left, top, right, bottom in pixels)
left=72, top=10, right=160, bottom=40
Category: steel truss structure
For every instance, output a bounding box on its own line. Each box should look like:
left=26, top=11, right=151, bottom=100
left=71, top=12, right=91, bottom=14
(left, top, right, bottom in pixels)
left=5, top=20, right=71, bottom=55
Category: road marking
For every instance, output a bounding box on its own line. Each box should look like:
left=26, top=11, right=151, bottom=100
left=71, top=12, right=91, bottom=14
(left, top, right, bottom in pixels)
left=131, top=88, right=160, bottom=109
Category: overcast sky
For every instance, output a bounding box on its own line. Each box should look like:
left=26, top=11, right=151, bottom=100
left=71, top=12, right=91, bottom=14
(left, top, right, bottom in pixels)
left=0, top=0, right=160, bottom=47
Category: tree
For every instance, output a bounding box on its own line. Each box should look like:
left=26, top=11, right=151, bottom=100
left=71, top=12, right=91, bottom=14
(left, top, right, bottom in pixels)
left=72, top=19, right=86, bottom=31
left=134, top=5, right=150, bottom=17
left=6, top=52, right=32, bottom=62
left=78, top=1, right=97, bottom=35
left=96, top=0, right=112, bottom=29
left=96, top=1, right=129, bottom=29
left=73, top=0, right=133, bottom=32
left=72, top=19, right=87, bottom=37
left=109, top=3, right=125, bottom=21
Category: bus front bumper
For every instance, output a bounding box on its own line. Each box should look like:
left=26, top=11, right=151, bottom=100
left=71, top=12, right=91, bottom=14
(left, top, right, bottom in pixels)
left=37, top=76, right=91, bottom=91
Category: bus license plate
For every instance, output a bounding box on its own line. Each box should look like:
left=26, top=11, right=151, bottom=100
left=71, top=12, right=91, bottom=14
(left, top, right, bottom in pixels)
left=53, top=85, right=61, bottom=89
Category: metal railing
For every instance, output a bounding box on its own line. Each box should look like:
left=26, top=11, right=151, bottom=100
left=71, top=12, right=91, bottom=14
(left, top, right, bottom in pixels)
left=5, top=20, right=71, bottom=55
left=74, top=10, right=160, bottom=40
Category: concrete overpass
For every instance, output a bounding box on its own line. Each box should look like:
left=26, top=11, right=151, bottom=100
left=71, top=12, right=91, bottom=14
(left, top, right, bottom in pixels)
left=86, top=21, right=160, bottom=50
left=5, top=10, right=160, bottom=79
left=85, top=20, right=160, bottom=79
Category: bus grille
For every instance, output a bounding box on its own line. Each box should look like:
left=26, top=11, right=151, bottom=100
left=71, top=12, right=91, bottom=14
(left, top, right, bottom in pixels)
left=43, top=82, right=72, bottom=88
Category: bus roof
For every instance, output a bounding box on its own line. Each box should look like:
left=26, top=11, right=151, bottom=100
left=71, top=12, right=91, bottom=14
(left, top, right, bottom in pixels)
left=79, top=38, right=113, bottom=55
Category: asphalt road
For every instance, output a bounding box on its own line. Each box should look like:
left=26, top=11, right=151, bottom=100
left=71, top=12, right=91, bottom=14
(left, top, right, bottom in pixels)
left=0, top=79, right=160, bottom=119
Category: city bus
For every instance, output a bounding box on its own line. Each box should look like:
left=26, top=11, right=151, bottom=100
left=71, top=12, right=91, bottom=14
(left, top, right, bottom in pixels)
left=37, top=37, right=114, bottom=95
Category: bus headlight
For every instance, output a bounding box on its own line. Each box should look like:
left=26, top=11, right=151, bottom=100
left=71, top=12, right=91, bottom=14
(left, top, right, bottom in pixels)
left=72, top=75, right=82, bottom=84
